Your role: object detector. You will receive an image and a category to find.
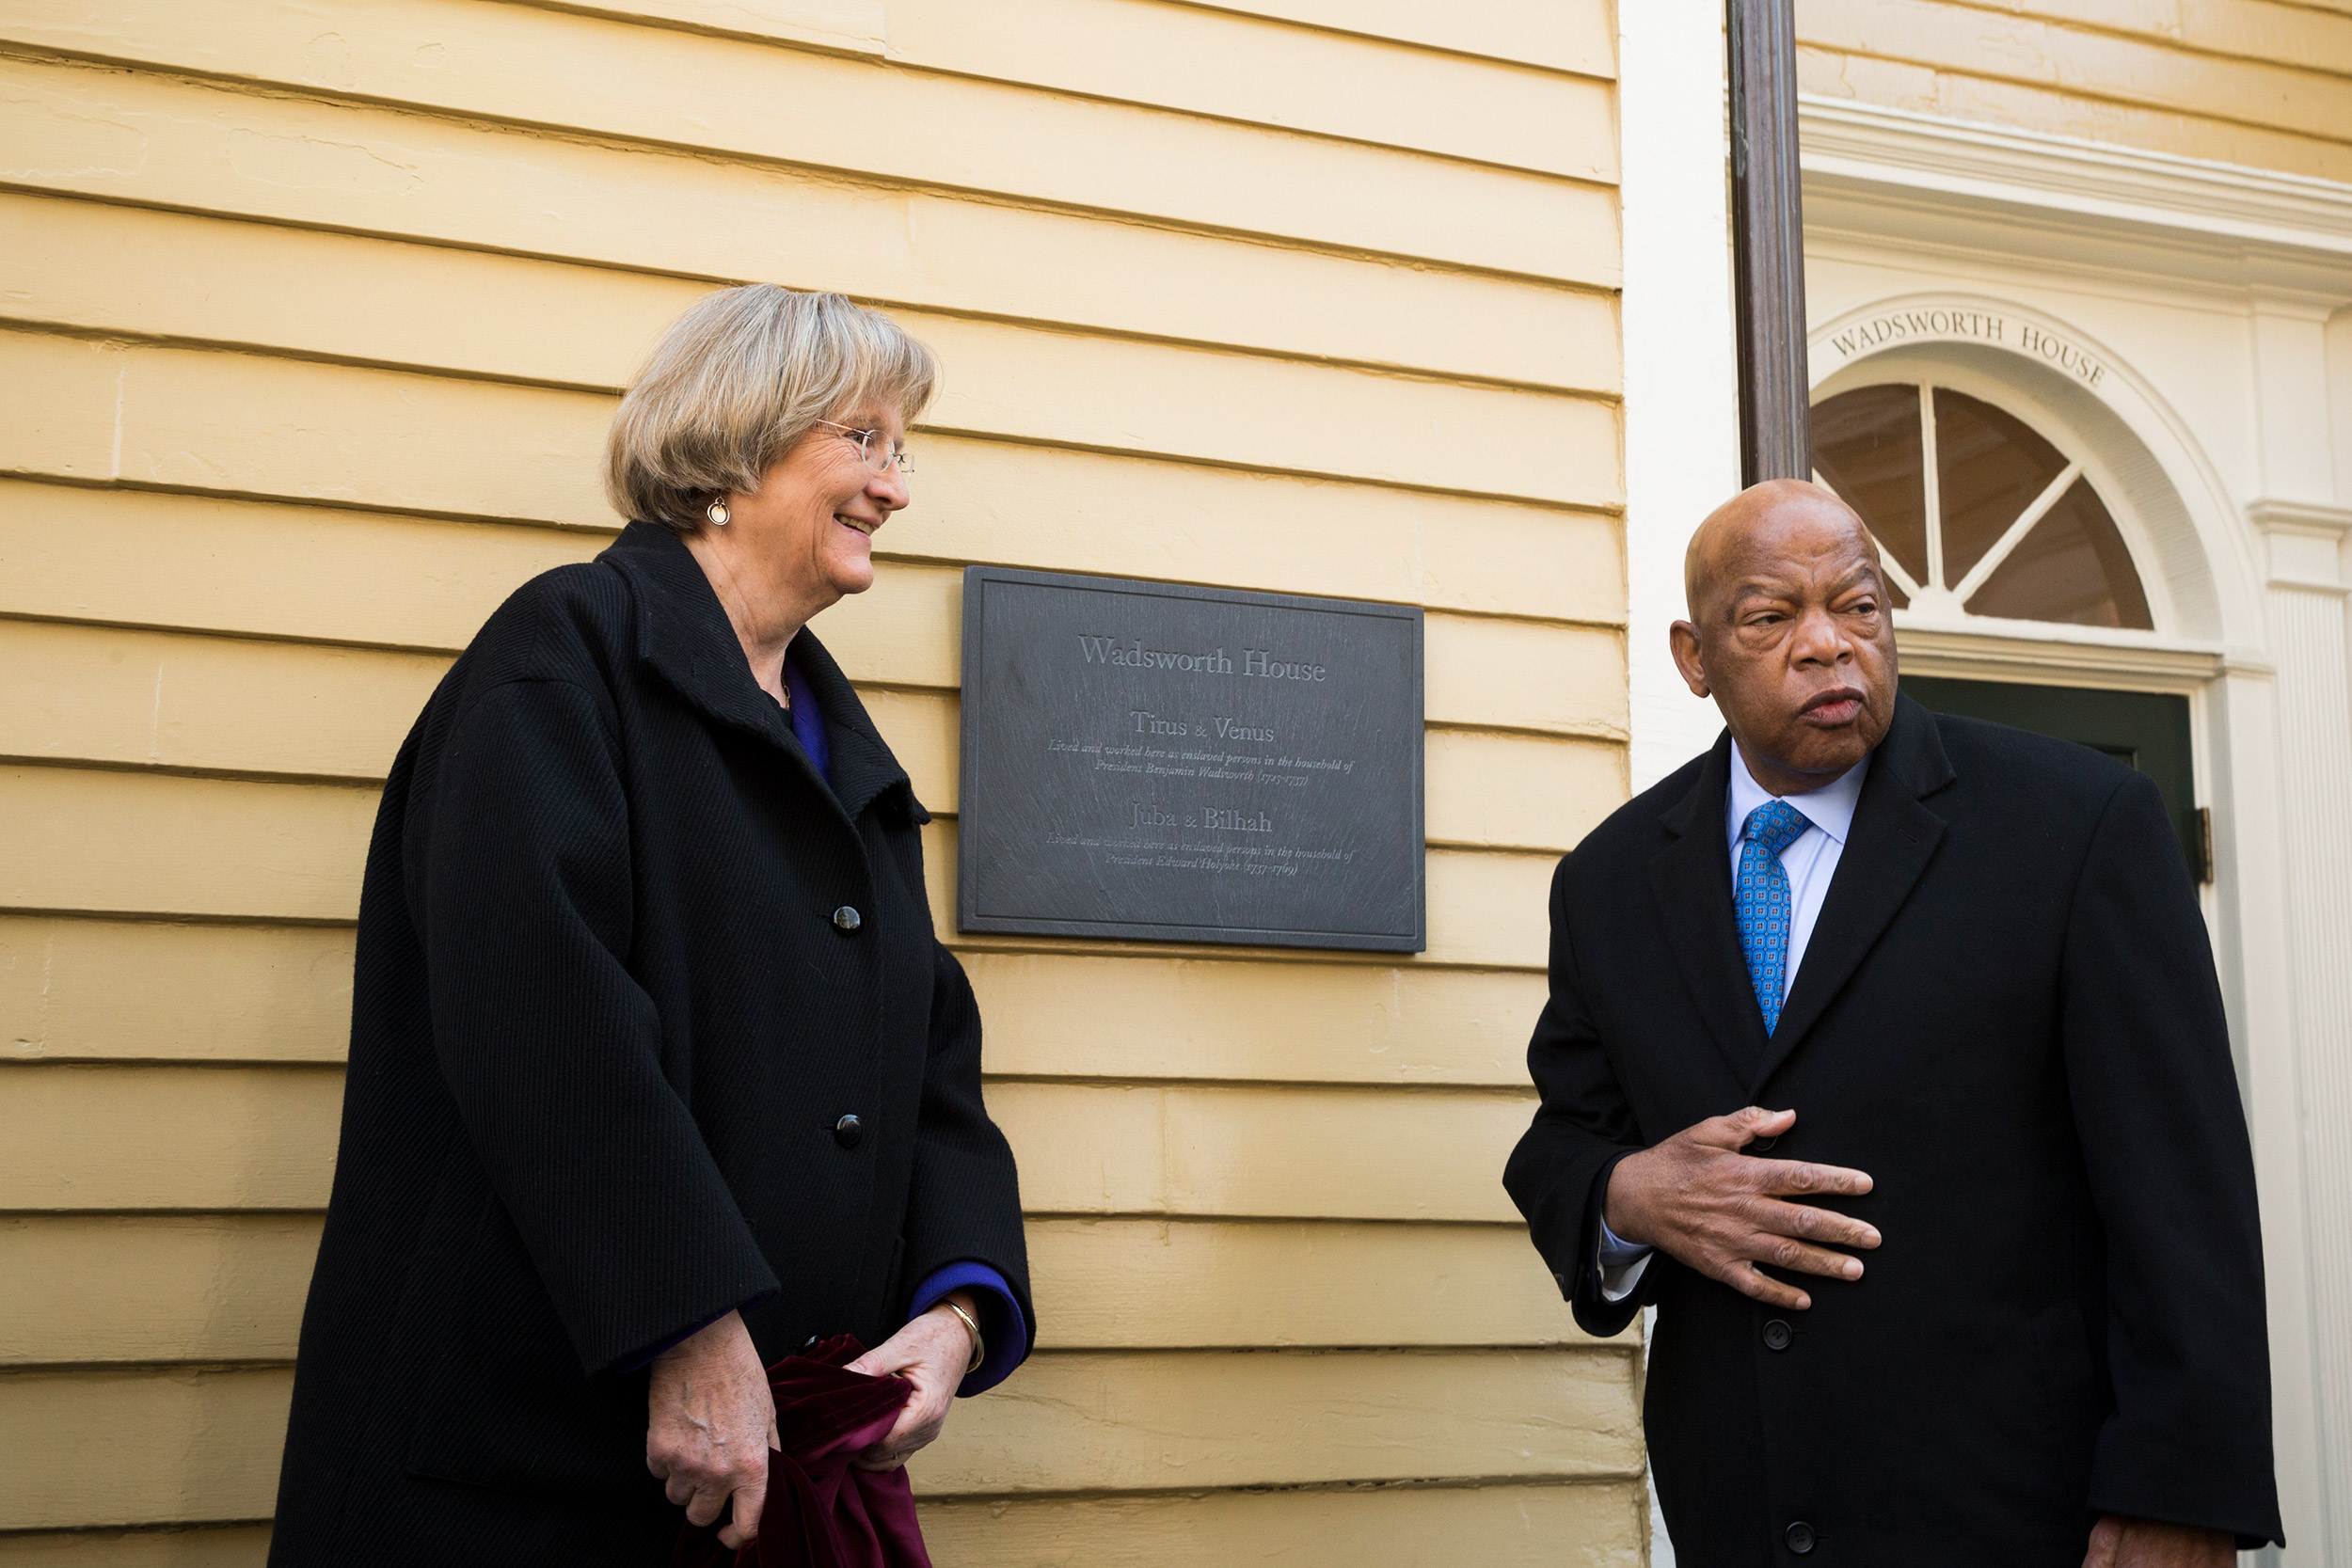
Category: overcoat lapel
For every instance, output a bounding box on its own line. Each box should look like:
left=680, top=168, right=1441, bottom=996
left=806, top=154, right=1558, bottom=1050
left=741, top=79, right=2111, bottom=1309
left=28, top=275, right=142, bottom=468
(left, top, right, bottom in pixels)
left=601, top=522, right=920, bottom=828
left=787, top=630, right=923, bottom=824
left=1750, top=696, right=1954, bottom=1092
left=1649, top=734, right=1775, bottom=1085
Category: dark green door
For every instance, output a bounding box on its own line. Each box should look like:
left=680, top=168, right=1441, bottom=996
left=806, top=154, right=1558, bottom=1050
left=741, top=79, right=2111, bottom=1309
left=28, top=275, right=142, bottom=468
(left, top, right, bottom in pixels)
left=1899, top=675, right=2206, bottom=883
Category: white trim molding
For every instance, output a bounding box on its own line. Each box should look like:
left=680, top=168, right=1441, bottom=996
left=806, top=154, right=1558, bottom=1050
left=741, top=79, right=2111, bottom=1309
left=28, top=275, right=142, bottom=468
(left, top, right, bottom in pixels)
left=1619, top=0, right=1740, bottom=798
left=1895, top=624, right=2233, bottom=693
left=1800, top=96, right=2352, bottom=262
left=2250, top=499, right=2352, bottom=595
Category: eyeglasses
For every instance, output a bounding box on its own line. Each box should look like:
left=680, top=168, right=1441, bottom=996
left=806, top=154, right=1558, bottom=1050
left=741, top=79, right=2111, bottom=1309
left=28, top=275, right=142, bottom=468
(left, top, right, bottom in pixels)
left=815, top=420, right=914, bottom=475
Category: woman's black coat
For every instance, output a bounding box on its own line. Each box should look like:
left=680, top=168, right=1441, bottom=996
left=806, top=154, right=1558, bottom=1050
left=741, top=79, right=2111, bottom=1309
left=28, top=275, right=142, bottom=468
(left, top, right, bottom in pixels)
left=269, top=522, right=1032, bottom=1566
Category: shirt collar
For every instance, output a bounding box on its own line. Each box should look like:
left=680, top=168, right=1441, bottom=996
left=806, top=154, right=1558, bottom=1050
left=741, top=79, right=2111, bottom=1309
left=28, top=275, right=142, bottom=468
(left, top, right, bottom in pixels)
left=1725, top=739, right=1871, bottom=849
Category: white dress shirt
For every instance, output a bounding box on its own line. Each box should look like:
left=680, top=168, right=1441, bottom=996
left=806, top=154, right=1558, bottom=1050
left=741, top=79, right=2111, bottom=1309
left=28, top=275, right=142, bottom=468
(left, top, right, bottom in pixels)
left=1597, top=744, right=1872, bottom=1300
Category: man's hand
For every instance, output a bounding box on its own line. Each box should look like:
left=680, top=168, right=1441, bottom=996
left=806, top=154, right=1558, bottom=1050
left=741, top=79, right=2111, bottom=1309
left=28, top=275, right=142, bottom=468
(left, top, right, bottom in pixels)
left=647, top=1310, right=778, bottom=1549
left=1605, top=1106, right=1879, bottom=1309
left=844, top=1294, right=978, bottom=1472
left=2082, top=1514, right=2233, bottom=1568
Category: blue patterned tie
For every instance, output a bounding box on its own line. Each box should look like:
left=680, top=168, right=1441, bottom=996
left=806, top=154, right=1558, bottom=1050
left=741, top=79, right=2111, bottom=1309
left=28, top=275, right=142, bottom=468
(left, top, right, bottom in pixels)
left=1736, top=800, right=1813, bottom=1036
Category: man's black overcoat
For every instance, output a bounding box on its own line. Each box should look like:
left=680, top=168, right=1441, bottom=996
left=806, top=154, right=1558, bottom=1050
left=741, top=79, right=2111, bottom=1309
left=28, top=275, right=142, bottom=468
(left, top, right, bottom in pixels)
left=1503, top=696, right=2280, bottom=1565
left=269, top=523, right=1032, bottom=1566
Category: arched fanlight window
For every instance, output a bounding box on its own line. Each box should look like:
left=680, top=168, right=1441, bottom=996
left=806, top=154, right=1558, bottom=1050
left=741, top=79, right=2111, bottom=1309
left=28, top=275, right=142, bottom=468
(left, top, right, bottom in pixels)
left=1811, top=383, right=2153, bottom=630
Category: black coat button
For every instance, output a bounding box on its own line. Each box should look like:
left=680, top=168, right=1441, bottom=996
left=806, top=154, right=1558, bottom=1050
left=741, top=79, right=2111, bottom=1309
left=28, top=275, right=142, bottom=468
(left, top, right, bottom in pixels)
left=831, top=905, right=862, bottom=932
left=1751, top=1133, right=1778, bottom=1151
left=833, top=1114, right=864, bottom=1149
left=1763, top=1319, right=1793, bottom=1351
left=1785, top=1521, right=1816, bottom=1555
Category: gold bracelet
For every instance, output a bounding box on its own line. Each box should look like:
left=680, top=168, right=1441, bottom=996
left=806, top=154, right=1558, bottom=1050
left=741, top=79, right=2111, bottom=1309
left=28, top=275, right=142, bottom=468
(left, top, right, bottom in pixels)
left=937, top=1298, right=984, bottom=1374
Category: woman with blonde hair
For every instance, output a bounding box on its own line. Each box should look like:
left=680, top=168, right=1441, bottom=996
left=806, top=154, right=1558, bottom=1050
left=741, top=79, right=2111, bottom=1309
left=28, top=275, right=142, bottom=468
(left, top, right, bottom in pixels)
left=270, top=287, right=1031, bottom=1566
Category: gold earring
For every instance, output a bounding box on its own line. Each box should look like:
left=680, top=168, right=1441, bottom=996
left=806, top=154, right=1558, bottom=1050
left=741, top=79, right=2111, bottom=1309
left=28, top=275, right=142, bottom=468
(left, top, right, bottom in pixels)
left=706, top=499, right=730, bottom=527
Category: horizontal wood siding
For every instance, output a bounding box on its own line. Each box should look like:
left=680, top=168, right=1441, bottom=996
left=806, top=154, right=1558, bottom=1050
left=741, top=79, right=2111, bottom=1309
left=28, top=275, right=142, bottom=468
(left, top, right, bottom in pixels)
left=1797, top=0, right=2352, bottom=182
left=0, top=0, right=1630, bottom=1560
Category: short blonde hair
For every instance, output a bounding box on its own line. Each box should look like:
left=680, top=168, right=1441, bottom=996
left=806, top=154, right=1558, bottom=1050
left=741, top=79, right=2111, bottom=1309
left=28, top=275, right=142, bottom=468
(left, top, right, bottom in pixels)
left=604, top=285, right=938, bottom=531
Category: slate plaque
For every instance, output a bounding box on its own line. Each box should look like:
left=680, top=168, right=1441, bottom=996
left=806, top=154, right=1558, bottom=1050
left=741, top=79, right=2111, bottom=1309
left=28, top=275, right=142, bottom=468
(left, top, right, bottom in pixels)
left=958, top=567, right=1424, bottom=952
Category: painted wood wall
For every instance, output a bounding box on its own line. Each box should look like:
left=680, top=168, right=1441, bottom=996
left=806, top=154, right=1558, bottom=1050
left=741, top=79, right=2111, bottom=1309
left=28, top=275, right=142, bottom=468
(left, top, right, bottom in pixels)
left=0, top=2, right=1637, bottom=1562
left=1797, top=0, right=2352, bottom=182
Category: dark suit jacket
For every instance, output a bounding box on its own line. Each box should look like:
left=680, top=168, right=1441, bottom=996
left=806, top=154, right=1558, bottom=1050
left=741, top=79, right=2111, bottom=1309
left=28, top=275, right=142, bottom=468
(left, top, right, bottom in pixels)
left=269, top=522, right=1031, bottom=1567
left=1503, top=695, right=2279, bottom=1566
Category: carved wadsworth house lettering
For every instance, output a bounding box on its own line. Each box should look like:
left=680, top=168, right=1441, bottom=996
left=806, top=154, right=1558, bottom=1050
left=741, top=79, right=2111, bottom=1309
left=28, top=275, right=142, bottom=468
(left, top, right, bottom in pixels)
left=1074, top=636, right=1331, bottom=681
left=959, top=568, right=1424, bottom=952
left=1825, top=306, right=2108, bottom=388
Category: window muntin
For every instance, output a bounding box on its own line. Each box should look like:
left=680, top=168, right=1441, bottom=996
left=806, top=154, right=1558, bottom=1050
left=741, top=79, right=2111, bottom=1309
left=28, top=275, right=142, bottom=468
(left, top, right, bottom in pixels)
left=1811, top=383, right=2153, bottom=631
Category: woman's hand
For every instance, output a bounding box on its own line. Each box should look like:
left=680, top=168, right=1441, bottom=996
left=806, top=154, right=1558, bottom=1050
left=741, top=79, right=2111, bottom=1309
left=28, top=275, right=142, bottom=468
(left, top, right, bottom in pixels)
left=843, top=1295, right=977, bottom=1471
left=647, top=1310, right=778, bottom=1549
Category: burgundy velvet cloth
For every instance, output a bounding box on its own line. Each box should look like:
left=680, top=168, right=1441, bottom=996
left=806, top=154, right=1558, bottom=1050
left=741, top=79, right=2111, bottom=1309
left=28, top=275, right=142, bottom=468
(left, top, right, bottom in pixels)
left=669, top=1337, right=932, bottom=1568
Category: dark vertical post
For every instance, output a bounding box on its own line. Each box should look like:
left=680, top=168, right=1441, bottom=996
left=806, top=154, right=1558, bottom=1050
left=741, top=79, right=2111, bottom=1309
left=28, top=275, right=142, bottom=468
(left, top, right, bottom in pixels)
left=1726, top=0, right=1811, bottom=484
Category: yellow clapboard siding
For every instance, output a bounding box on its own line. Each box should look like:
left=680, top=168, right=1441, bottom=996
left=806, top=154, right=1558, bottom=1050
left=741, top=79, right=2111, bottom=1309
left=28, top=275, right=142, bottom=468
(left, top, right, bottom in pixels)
left=0, top=483, right=608, bottom=654
left=2169, top=0, right=2352, bottom=81
left=0, top=620, right=446, bottom=782
left=886, top=441, right=1624, bottom=628
left=1948, top=0, right=2352, bottom=84
left=0, top=190, right=1614, bottom=397
left=880, top=0, right=1617, bottom=180
left=1423, top=613, right=1629, bottom=739
left=924, top=822, right=1559, bottom=973
left=992, top=1081, right=1533, bottom=1223
left=0, top=461, right=1620, bottom=646
left=914, top=311, right=1619, bottom=499
left=551, top=0, right=886, bottom=55
left=0, top=318, right=119, bottom=486
left=0, top=1065, right=1537, bottom=1221
left=1200, top=0, right=1616, bottom=78
left=0, top=766, right=376, bottom=924
left=0, top=1214, right=1596, bottom=1365
left=0, top=26, right=1609, bottom=281
left=912, top=1346, right=1643, bottom=1496
left=1428, top=729, right=1624, bottom=850
left=0, top=322, right=1616, bottom=522
left=0, top=917, right=353, bottom=1065
left=0, top=1215, right=321, bottom=1365
left=0, top=1354, right=1634, bottom=1529
left=0, top=920, right=1556, bottom=1082
left=1799, top=45, right=2352, bottom=183
left=1800, top=0, right=2352, bottom=149
left=0, top=1525, right=271, bottom=1568
left=0, top=1367, right=291, bottom=1531
left=0, top=329, right=615, bottom=527
left=919, top=1479, right=1645, bottom=1568
left=0, top=1064, right=343, bottom=1211
left=541, top=0, right=1619, bottom=164
left=963, top=952, right=1549, bottom=1085
left=1025, top=1218, right=1597, bottom=1349
left=1417, top=845, right=1557, bottom=969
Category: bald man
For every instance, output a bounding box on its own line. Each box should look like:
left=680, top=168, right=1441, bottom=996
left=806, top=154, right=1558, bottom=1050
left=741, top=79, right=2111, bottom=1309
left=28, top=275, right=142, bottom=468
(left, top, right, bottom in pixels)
left=1504, top=483, right=2280, bottom=1566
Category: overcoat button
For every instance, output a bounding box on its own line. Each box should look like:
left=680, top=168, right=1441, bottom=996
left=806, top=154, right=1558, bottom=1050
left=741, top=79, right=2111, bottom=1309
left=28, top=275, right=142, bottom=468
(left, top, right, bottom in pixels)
left=833, top=1114, right=864, bottom=1149
left=1763, top=1319, right=1793, bottom=1352
left=1752, top=1134, right=1779, bottom=1151
left=831, top=905, right=862, bottom=932
left=1785, top=1521, right=1816, bottom=1555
